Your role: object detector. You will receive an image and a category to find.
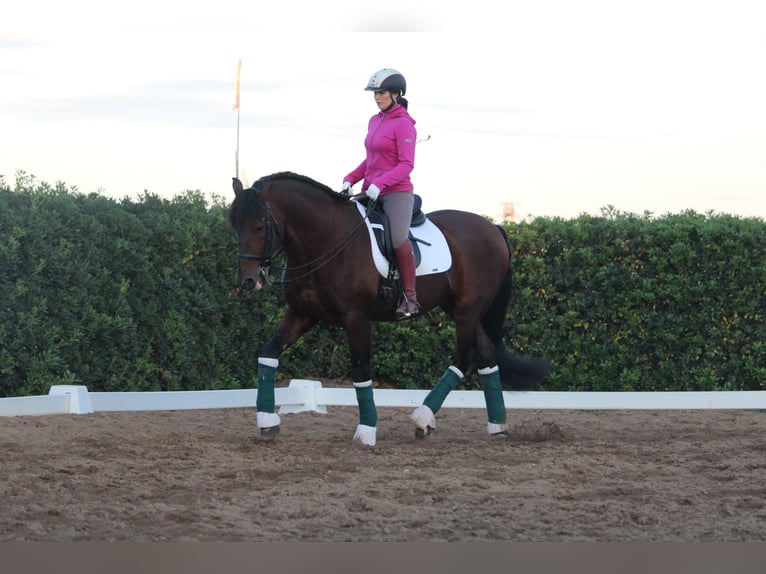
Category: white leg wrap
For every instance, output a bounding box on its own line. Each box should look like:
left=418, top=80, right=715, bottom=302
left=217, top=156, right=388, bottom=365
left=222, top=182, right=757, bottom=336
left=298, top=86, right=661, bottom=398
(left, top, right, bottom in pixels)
left=448, top=365, right=465, bottom=379
left=478, top=365, right=500, bottom=376
left=410, top=405, right=436, bottom=431
left=487, top=422, right=509, bottom=435
left=352, top=380, right=372, bottom=388
left=352, top=424, right=377, bottom=447
left=256, top=411, right=281, bottom=429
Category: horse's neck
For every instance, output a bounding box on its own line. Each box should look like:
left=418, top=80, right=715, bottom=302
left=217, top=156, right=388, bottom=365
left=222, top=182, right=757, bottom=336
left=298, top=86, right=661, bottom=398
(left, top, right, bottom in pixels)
left=275, top=195, right=355, bottom=259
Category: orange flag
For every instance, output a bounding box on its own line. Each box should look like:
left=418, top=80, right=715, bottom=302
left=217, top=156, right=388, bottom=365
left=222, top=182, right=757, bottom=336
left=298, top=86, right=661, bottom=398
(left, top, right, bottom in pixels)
left=233, top=59, right=241, bottom=110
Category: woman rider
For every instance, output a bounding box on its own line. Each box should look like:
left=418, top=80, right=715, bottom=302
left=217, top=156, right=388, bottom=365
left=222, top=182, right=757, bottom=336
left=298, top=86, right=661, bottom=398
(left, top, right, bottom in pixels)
left=342, top=68, right=419, bottom=320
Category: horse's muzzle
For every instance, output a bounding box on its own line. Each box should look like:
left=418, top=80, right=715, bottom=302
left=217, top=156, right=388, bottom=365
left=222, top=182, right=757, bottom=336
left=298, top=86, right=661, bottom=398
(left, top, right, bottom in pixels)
left=240, top=268, right=268, bottom=291
left=240, top=277, right=258, bottom=291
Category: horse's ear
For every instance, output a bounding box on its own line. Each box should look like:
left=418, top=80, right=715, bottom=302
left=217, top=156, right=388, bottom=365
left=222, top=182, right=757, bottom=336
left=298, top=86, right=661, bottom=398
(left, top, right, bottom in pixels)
left=232, top=177, right=244, bottom=196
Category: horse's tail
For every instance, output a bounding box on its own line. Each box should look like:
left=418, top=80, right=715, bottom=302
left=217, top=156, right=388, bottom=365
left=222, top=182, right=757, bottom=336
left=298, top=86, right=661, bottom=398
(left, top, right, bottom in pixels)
left=482, top=225, right=551, bottom=390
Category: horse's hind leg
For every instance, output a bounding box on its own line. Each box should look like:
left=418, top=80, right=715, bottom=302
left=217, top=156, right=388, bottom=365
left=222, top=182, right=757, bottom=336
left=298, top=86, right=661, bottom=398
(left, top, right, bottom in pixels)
left=468, top=325, right=508, bottom=436
left=479, top=365, right=508, bottom=436
left=411, top=319, right=508, bottom=437
left=410, top=314, right=476, bottom=437
left=475, top=324, right=508, bottom=435
left=255, top=310, right=315, bottom=439
left=411, top=366, right=464, bottom=438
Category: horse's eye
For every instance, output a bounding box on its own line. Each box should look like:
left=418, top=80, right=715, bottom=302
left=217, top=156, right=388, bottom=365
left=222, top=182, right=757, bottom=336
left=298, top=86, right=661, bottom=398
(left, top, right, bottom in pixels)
left=251, top=218, right=267, bottom=234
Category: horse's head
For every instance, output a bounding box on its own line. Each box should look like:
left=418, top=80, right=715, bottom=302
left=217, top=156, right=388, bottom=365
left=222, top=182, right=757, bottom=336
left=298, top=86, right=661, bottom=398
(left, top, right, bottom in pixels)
left=228, top=177, right=276, bottom=291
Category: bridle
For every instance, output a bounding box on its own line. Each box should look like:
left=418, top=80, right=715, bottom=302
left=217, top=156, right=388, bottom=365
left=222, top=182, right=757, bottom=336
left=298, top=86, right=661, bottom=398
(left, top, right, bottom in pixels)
left=236, top=202, right=277, bottom=267
left=236, top=198, right=374, bottom=285
left=235, top=201, right=278, bottom=287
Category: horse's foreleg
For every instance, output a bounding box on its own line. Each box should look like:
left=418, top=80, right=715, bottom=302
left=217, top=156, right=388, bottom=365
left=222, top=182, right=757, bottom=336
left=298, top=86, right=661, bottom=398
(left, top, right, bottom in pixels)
left=255, top=310, right=316, bottom=439
left=344, top=315, right=377, bottom=447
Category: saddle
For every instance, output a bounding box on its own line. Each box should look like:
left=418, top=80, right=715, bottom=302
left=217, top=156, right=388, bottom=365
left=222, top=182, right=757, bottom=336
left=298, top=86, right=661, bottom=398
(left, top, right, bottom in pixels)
left=356, top=194, right=428, bottom=268
left=356, top=195, right=431, bottom=317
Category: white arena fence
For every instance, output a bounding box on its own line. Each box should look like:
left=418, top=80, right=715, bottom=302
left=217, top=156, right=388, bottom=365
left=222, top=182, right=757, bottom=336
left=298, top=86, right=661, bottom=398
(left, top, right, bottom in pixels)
left=1, top=380, right=766, bottom=417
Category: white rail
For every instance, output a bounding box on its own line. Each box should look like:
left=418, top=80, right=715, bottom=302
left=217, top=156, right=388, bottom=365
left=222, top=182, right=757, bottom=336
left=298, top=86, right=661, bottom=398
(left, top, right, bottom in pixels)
left=1, top=380, right=765, bottom=417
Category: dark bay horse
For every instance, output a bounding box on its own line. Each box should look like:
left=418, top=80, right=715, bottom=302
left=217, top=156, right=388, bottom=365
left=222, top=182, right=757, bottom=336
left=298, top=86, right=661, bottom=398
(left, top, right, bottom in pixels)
left=228, top=172, right=550, bottom=446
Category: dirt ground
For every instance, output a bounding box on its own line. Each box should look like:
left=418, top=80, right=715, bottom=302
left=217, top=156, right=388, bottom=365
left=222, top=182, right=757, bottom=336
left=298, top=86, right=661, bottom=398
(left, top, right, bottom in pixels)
left=2, top=403, right=765, bottom=542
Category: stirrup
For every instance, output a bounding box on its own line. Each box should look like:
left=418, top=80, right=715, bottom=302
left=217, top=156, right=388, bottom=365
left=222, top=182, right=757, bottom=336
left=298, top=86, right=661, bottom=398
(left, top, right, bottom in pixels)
left=395, top=299, right=420, bottom=320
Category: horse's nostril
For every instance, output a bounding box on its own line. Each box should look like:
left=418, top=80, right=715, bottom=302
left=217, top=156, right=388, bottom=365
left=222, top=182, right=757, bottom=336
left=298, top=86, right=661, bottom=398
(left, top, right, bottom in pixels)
left=241, top=278, right=256, bottom=291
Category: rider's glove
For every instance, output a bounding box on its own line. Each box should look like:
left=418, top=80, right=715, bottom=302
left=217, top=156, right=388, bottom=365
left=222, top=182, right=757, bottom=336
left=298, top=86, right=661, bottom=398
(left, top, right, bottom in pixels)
left=366, top=183, right=381, bottom=201
left=341, top=181, right=351, bottom=196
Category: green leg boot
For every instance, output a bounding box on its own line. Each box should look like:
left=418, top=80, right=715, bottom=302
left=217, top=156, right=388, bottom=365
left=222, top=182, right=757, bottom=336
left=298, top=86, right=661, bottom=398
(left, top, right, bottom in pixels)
left=352, top=380, right=377, bottom=447
left=256, top=357, right=280, bottom=439
left=480, top=365, right=508, bottom=436
left=411, top=366, right=464, bottom=437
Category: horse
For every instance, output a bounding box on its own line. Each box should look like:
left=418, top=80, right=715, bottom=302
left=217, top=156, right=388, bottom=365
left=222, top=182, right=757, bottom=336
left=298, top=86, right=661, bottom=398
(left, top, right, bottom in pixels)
left=228, top=172, right=551, bottom=446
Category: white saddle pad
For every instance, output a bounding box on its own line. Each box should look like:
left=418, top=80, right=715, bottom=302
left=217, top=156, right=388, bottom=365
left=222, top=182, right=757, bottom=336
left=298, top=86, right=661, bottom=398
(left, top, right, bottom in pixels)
left=354, top=201, right=452, bottom=277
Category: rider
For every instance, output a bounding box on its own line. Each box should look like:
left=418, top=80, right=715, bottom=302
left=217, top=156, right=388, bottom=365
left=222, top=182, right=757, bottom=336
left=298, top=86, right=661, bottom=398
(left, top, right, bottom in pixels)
left=342, top=68, right=419, bottom=320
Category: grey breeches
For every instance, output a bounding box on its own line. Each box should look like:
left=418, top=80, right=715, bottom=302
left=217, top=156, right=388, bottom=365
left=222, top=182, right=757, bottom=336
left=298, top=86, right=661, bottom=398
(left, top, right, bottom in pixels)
left=380, top=190, right=414, bottom=248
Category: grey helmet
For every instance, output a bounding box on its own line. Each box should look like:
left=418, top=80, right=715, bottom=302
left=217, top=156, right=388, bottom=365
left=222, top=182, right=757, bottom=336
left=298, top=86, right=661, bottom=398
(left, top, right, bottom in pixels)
left=364, top=68, right=407, bottom=96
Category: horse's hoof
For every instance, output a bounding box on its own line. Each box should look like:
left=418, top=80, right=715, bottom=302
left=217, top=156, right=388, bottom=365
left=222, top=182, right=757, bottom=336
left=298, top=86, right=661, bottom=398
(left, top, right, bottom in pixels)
left=352, top=424, right=377, bottom=447
left=490, top=430, right=509, bottom=439
left=414, top=426, right=434, bottom=440
left=259, top=425, right=280, bottom=441
left=410, top=405, right=435, bottom=439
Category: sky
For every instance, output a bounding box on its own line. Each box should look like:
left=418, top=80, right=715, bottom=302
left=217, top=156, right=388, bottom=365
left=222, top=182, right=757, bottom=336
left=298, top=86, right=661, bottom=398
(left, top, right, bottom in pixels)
left=1, top=0, right=765, bottom=221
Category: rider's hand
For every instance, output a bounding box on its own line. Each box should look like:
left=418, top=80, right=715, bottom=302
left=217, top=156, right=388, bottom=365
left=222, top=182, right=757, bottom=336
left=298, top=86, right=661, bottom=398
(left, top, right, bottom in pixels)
left=341, top=181, right=351, bottom=196
left=366, top=183, right=381, bottom=201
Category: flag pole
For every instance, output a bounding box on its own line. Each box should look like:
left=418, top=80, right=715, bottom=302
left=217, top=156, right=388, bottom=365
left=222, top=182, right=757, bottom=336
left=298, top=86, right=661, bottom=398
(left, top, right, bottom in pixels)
left=234, top=59, right=242, bottom=179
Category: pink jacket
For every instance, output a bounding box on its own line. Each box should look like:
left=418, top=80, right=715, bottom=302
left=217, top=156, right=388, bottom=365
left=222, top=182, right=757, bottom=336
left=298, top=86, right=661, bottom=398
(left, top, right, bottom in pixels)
left=344, top=103, right=417, bottom=196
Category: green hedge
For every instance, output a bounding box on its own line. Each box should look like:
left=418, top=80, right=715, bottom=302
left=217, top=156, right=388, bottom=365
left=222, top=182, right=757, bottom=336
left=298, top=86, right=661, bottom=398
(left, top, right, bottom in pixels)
left=1, top=172, right=764, bottom=396
left=505, top=207, right=766, bottom=391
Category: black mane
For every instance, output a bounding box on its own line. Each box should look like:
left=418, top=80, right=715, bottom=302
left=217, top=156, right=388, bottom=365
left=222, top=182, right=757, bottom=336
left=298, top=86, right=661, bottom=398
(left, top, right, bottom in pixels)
left=229, top=172, right=345, bottom=228
left=252, top=171, right=342, bottom=202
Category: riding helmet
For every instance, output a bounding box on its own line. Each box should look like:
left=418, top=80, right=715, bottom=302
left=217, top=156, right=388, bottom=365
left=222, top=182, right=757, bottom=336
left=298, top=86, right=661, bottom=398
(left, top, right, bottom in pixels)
left=364, top=68, right=407, bottom=96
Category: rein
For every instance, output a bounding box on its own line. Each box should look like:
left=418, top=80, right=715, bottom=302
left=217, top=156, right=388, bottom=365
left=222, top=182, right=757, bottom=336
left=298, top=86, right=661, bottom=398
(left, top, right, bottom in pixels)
left=237, top=197, right=375, bottom=285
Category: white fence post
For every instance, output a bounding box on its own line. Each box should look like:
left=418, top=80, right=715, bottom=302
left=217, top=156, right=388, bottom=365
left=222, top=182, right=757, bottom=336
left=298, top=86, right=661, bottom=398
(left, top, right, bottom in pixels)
left=278, top=379, right=328, bottom=414
left=48, top=385, right=94, bottom=414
